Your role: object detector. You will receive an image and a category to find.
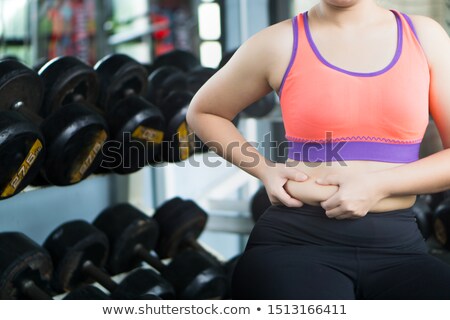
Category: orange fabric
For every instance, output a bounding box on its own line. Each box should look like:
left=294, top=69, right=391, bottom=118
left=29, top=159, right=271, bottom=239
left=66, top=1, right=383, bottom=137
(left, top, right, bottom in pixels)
left=279, top=11, right=430, bottom=145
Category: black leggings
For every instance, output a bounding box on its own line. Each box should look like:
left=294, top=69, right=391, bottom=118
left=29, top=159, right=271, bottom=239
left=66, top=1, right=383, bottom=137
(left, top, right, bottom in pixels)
left=232, top=204, right=450, bottom=299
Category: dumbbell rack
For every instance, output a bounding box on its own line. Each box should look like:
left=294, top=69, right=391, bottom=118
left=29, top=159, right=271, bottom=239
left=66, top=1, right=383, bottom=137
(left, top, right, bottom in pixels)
left=0, top=108, right=281, bottom=261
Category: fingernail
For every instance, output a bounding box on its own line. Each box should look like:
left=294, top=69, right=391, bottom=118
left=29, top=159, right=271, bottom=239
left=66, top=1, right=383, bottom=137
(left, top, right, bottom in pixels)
left=316, top=179, right=323, bottom=184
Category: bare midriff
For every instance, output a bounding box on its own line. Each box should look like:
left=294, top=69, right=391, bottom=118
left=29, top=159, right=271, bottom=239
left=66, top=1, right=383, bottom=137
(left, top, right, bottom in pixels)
left=284, top=160, right=417, bottom=212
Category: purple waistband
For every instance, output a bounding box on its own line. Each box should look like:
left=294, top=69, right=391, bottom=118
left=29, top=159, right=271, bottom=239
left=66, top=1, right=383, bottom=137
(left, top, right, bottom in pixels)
left=287, top=141, right=420, bottom=163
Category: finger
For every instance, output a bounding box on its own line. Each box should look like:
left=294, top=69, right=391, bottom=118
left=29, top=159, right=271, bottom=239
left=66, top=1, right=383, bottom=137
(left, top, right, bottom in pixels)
left=277, top=189, right=304, bottom=207
left=320, top=194, right=341, bottom=211
left=283, top=169, right=308, bottom=182
left=316, top=174, right=340, bottom=186
left=324, top=207, right=345, bottom=218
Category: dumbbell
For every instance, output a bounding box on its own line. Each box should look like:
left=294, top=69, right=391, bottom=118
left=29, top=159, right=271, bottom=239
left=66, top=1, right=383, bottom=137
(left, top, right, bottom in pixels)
left=43, top=220, right=175, bottom=300
left=154, top=198, right=242, bottom=299
left=412, top=196, right=433, bottom=240
left=0, top=232, right=109, bottom=300
left=152, top=197, right=219, bottom=260
left=434, top=198, right=450, bottom=250
left=424, top=191, right=450, bottom=211
left=155, top=91, right=197, bottom=163
left=250, top=186, right=272, bottom=223
left=0, top=232, right=53, bottom=299
left=146, top=66, right=188, bottom=107
left=94, top=54, right=166, bottom=172
left=152, top=49, right=201, bottom=73
left=222, top=254, right=241, bottom=300
left=34, top=57, right=110, bottom=185
left=219, top=50, right=275, bottom=118
left=0, top=59, right=109, bottom=194
left=93, top=203, right=227, bottom=299
left=0, top=60, right=46, bottom=199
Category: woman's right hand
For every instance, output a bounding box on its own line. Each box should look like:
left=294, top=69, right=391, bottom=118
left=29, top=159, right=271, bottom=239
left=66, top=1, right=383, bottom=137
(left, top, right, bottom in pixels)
left=259, top=163, right=309, bottom=207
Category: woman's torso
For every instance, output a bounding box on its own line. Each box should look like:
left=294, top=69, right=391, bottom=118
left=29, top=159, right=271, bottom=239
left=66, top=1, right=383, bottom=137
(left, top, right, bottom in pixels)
left=267, top=8, right=430, bottom=212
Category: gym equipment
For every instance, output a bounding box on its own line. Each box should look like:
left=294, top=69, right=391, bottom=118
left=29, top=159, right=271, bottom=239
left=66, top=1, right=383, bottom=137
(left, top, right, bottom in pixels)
left=0, top=60, right=47, bottom=198
left=1, top=58, right=109, bottom=193
left=36, top=57, right=109, bottom=185
left=0, top=232, right=111, bottom=300
left=412, top=196, right=433, bottom=240
left=153, top=198, right=216, bottom=260
left=250, top=186, right=272, bottom=222
left=43, top=220, right=175, bottom=299
left=63, top=285, right=110, bottom=300
left=0, top=110, right=45, bottom=199
left=218, top=50, right=275, bottom=118
left=156, top=91, right=196, bottom=163
left=424, top=191, right=450, bottom=211
left=152, top=50, right=201, bottom=73
left=146, top=66, right=188, bottom=107
left=222, top=254, right=241, bottom=299
left=0, top=232, right=54, bottom=299
left=93, top=203, right=227, bottom=299
left=434, top=198, right=450, bottom=250
left=95, top=54, right=166, bottom=172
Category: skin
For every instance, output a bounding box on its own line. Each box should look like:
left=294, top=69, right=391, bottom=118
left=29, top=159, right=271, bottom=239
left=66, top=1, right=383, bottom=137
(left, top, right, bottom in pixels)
left=187, top=0, right=450, bottom=220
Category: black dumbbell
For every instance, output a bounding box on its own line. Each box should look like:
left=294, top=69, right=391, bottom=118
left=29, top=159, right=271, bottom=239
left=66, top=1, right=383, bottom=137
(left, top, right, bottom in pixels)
left=0, top=110, right=45, bottom=199
left=93, top=203, right=227, bottom=299
left=222, top=254, right=241, bottom=300
left=156, top=91, right=196, bottom=163
left=43, top=220, right=175, bottom=300
left=0, top=232, right=111, bottom=300
left=63, top=285, right=110, bottom=300
left=0, top=60, right=107, bottom=186
left=412, top=196, right=434, bottom=240
left=152, top=198, right=217, bottom=260
left=154, top=198, right=243, bottom=299
left=0, top=232, right=54, bottom=299
left=0, top=60, right=47, bottom=198
left=34, top=57, right=110, bottom=185
left=146, top=66, right=188, bottom=107
left=152, top=50, right=201, bottom=73
left=94, top=54, right=166, bottom=172
left=434, top=198, right=450, bottom=250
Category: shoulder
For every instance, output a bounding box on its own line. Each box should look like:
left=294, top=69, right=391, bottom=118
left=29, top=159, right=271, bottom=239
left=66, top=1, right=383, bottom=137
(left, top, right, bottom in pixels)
left=407, top=15, right=450, bottom=66
left=223, top=18, right=295, bottom=85
left=233, top=18, right=293, bottom=63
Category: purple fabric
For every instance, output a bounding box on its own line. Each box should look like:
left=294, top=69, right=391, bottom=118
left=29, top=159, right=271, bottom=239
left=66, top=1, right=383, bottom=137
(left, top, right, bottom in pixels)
left=287, top=141, right=420, bottom=163
left=402, top=13, right=420, bottom=42
left=279, top=17, right=299, bottom=97
left=303, top=10, right=403, bottom=77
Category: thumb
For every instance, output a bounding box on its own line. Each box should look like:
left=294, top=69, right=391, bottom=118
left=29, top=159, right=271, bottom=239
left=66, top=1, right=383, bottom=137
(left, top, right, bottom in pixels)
left=316, top=174, right=340, bottom=186
left=284, top=169, right=308, bottom=182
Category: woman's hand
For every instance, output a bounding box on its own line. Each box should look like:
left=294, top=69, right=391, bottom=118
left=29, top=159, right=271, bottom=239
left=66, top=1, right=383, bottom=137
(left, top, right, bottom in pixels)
left=316, top=172, right=388, bottom=220
left=259, top=163, right=309, bottom=207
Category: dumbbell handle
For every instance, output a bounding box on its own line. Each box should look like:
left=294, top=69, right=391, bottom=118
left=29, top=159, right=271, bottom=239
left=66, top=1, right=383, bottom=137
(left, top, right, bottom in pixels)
left=82, top=260, right=118, bottom=293
left=185, top=237, right=207, bottom=253
left=20, top=279, right=52, bottom=300
left=134, top=244, right=166, bottom=273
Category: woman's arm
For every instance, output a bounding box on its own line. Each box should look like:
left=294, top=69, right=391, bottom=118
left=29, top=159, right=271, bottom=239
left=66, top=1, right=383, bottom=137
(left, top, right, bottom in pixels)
left=317, top=16, right=450, bottom=219
left=187, top=20, right=308, bottom=207
left=372, top=16, right=450, bottom=196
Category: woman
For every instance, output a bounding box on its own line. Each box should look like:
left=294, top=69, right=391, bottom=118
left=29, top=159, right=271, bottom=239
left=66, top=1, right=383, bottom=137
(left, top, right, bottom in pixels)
left=187, top=0, right=450, bottom=299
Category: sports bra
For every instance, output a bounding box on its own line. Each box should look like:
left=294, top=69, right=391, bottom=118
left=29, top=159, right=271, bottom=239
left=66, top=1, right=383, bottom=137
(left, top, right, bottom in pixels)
left=279, top=10, right=430, bottom=163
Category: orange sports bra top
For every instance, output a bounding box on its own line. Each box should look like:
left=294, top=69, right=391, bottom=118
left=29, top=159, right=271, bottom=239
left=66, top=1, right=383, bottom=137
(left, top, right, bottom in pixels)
left=279, top=10, right=430, bottom=163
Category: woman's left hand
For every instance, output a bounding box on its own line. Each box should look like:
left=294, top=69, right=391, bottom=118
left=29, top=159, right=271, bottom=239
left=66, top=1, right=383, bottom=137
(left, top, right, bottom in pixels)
left=315, top=172, right=388, bottom=220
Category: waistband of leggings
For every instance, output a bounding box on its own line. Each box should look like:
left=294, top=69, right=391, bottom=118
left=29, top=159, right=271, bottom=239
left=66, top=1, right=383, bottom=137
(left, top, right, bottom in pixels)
left=280, top=203, right=415, bottom=218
